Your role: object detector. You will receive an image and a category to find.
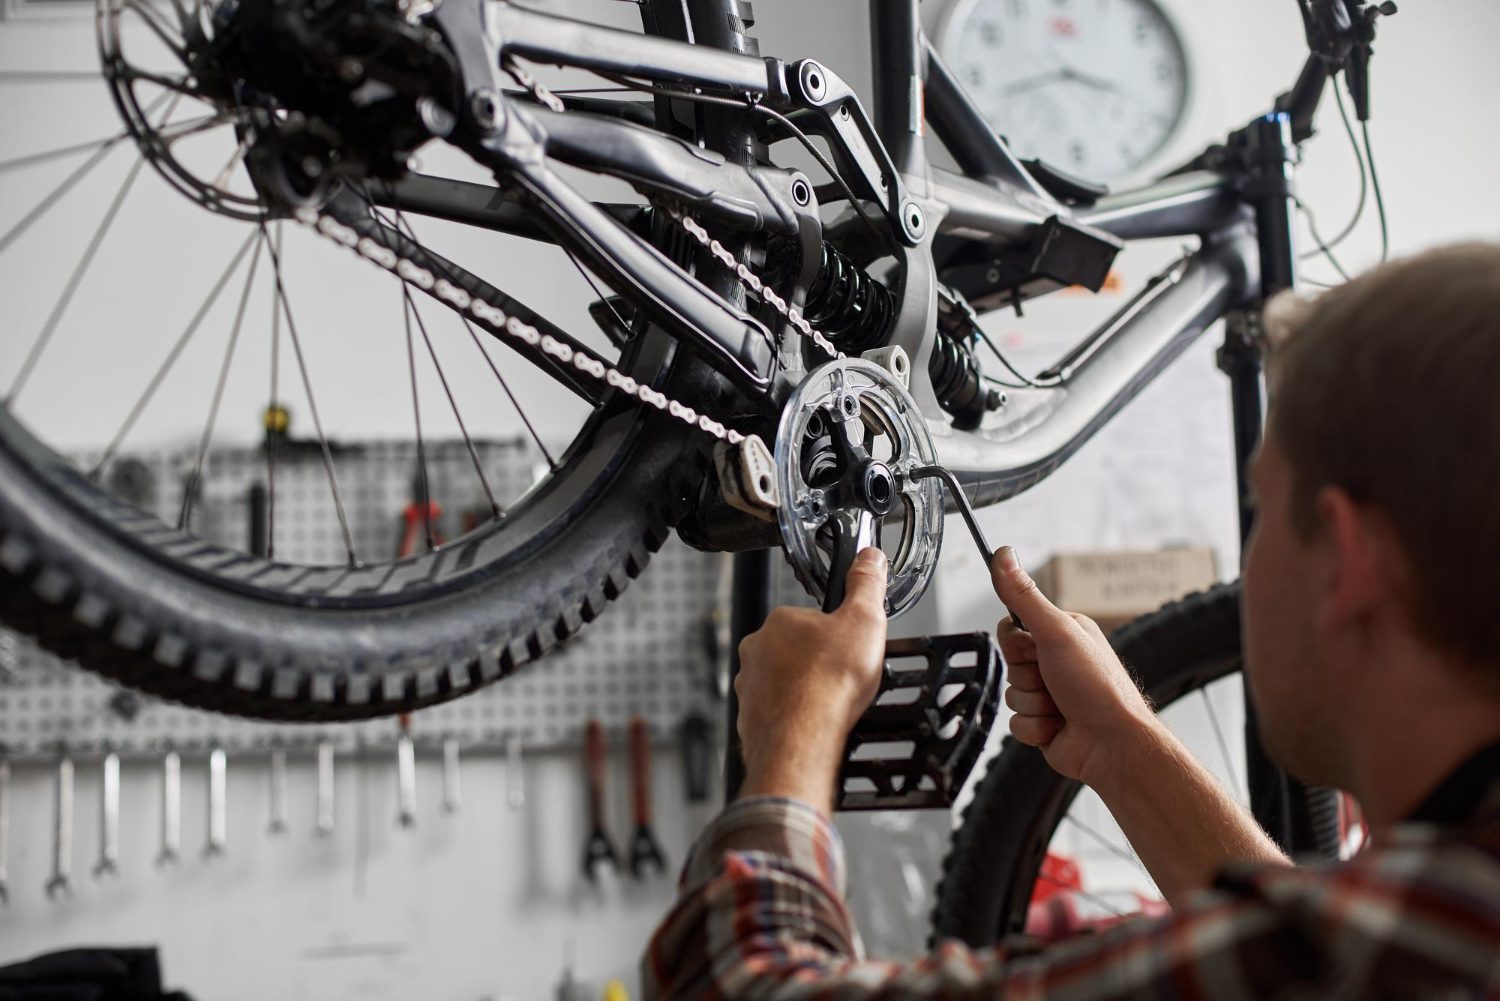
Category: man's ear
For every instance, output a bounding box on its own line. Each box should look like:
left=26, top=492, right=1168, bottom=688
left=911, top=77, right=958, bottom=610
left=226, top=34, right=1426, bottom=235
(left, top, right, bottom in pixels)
left=1312, top=485, right=1390, bottom=635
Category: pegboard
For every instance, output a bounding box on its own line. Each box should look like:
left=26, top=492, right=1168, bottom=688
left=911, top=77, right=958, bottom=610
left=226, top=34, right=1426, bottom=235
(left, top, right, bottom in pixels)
left=0, top=438, right=732, bottom=761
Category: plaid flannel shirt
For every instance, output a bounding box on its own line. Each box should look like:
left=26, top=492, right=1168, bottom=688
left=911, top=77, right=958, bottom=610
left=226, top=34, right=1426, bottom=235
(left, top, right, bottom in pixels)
left=642, top=744, right=1500, bottom=999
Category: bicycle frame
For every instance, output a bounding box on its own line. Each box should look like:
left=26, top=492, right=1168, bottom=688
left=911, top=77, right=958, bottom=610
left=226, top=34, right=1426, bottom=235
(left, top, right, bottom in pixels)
left=376, top=0, right=1295, bottom=519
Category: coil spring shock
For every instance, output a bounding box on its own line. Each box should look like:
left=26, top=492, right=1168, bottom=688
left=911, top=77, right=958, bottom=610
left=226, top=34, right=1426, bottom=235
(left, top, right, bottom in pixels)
left=929, top=323, right=1004, bottom=431
left=802, top=242, right=894, bottom=355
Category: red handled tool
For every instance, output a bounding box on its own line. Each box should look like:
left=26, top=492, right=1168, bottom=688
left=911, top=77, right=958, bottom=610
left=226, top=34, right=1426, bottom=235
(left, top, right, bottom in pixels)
left=627, top=716, right=667, bottom=878
left=581, top=719, right=620, bottom=881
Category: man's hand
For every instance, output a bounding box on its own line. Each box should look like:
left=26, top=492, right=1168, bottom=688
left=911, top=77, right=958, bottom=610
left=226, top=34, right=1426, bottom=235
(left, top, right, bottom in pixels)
left=992, top=546, right=1159, bottom=786
left=734, top=547, right=889, bottom=814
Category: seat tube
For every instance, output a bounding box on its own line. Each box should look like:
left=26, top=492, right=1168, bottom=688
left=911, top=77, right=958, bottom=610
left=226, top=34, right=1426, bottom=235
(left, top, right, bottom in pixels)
left=871, top=0, right=927, bottom=177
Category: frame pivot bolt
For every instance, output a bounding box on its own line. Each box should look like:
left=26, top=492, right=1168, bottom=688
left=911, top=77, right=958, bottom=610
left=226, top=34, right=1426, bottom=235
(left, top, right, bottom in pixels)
left=470, top=89, right=503, bottom=134
left=798, top=61, right=829, bottom=103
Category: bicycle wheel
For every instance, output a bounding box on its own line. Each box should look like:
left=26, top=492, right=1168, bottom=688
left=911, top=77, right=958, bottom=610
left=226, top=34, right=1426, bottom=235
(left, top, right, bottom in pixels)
left=0, top=0, right=755, bottom=720
left=931, top=582, right=1350, bottom=946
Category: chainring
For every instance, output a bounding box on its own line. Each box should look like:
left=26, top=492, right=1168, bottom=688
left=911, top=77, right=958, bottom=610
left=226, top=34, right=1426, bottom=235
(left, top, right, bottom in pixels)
left=775, top=358, right=944, bottom=617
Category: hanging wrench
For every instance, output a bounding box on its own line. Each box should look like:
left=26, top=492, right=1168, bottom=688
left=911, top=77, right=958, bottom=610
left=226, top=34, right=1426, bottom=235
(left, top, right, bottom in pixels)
left=93, top=748, right=120, bottom=878
left=46, top=747, right=73, bottom=898
left=396, top=730, right=417, bottom=828
left=581, top=719, right=620, bottom=882
left=505, top=733, right=525, bottom=810
left=627, top=717, right=667, bottom=879
left=157, top=746, right=181, bottom=866
left=204, top=746, right=227, bottom=859
left=315, top=740, right=335, bottom=837
left=268, top=744, right=288, bottom=835
left=441, top=737, right=461, bottom=814
left=0, top=752, right=11, bottom=905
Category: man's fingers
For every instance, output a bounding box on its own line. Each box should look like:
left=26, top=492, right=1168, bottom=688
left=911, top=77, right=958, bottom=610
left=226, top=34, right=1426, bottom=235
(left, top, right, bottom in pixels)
left=998, top=627, right=1037, bottom=666
left=1005, top=685, right=1058, bottom=717
left=839, top=546, right=889, bottom=621
left=1009, top=714, right=1064, bottom=747
left=990, top=547, right=1068, bottom=634
left=1005, top=660, right=1045, bottom=692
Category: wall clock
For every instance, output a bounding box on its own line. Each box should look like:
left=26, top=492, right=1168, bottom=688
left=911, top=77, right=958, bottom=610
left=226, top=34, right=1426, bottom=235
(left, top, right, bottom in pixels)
left=938, top=0, right=1192, bottom=182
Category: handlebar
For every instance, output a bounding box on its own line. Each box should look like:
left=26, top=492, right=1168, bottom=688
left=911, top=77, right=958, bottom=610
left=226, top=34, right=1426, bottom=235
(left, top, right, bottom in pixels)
left=1275, top=0, right=1395, bottom=142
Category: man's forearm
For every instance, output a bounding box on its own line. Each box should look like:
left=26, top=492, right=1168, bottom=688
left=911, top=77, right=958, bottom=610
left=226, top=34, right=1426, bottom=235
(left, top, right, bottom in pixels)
left=1087, top=717, right=1291, bottom=906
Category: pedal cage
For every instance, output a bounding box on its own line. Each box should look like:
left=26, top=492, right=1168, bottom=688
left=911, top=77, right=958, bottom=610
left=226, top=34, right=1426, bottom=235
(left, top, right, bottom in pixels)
left=835, top=632, right=1003, bottom=811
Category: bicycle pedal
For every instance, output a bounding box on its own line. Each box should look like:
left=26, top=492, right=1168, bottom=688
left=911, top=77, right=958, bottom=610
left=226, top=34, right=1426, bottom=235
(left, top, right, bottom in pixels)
left=835, top=632, right=1003, bottom=812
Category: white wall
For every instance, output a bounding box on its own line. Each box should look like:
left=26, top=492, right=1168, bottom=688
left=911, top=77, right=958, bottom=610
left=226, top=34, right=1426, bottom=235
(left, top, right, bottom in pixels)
left=2, top=0, right=1498, bottom=998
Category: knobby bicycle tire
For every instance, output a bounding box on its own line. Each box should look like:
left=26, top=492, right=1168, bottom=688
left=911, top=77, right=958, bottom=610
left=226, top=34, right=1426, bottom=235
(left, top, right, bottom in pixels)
left=0, top=1, right=756, bottom=721
left=930, top=581, right=1342, bottom=946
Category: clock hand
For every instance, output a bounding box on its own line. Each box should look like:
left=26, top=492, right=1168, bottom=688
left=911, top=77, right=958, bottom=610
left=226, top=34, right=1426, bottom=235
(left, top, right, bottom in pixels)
left=1000, top=69, right=1069, bottom=98
left=1058, top=65, right=1121, bottom=94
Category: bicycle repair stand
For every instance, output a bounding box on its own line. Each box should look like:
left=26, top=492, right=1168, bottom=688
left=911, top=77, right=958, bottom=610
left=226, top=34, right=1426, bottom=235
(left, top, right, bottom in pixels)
left=723, top=470, right=1006, bottom=812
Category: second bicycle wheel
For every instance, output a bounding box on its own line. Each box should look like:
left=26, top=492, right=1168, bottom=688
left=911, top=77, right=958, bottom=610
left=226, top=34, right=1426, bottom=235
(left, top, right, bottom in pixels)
left=931, top=582, right=1350, bottom=945
left=0, top=0, right=758, bottom=720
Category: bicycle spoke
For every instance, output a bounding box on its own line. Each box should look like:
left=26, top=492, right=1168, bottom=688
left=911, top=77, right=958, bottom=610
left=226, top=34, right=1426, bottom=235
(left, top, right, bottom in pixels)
left=179, top=230, right=265, bottom=530
left=91, top=228, right=259, bottom=478
left=0, top=131, right=132, bottom=175
left=402, top=287, right=436, bottom=552
left=1061, top=813, right=1153, bottom=881
left=8, top=155, right=151, bottom=403
left=0, top=71, right=99, bottom=83
left=121, top=66, right=203, bottom=99
left=1199, top=687, right=1247, bottom=802
left=405, top=289, right=501, bottom=518
left=124, top=0, right=189, bottom=61
left=461, top=317, right=557, bottom=471
left=262, top=222, right=359, bottom=566
left=209, top=133, right=251, bottom=193
left=368, top=192, right=556, bottom=477
left=266, top=223, right=283, bottom=559
left=157, top=111, right=243, bottom=147
left=0, top=90, right=169, bottom=260
left=1035, top=870, right=1129, bottom=919
left=563, top=246, right=630, bottom=338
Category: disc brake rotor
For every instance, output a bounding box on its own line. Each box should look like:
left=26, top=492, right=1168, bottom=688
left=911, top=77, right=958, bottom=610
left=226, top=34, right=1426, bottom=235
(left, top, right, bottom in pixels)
left=775, top=358, right=944, bottom=617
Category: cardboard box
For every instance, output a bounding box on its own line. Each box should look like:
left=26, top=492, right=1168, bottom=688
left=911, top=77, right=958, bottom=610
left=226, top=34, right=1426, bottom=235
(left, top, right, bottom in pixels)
left=1030, top=548, right=1219, bottom=632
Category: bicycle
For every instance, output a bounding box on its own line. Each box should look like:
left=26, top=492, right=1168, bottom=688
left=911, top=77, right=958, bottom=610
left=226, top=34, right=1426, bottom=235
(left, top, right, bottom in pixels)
left=0, top=0, right=1390, bottom=945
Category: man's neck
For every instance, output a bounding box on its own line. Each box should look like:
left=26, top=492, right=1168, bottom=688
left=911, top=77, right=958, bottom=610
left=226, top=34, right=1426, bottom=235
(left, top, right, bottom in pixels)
left=1343, top=647, right=1500, bottom=837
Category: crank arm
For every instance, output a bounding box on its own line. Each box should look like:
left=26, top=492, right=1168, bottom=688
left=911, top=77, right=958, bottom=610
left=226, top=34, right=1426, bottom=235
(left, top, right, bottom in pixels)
left=836, top=632, right=1003, bottom=811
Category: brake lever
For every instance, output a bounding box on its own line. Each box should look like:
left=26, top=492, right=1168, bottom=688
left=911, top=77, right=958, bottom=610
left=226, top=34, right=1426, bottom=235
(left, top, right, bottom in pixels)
left=908, top=465, right=1025, bottom=632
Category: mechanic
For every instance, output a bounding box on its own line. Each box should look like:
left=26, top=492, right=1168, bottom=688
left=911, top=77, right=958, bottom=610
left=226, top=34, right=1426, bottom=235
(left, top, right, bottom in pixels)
left=643, top=243, right=1500, bottom=999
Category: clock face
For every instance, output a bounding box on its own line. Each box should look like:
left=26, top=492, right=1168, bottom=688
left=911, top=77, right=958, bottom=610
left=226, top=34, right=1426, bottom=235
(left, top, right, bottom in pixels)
left=938, top=0, right=1191, bottom=182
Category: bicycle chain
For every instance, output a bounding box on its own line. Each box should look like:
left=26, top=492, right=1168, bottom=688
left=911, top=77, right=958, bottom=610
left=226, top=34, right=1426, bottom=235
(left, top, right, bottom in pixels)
left=290, top=67, right=848, bottom=453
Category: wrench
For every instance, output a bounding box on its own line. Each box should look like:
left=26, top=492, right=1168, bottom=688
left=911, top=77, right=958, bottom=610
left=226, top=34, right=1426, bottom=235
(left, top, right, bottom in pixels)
left=581, top=719, right=620, bottom=881
left=46, top=748, right=73, bottom=898
left=93, top=748, right=120, bottom=878
left=204, top=746, right=227, bottom=859
left=396, top=732, right=417, bottom=828
left=0, top=752, right=10, bottom=904
left=627, top=717, right=667, bottom=879
left=505, top=733, right=525, bottom=810
left=156, top=747, right=181, bottom=864
left=908, top=465, right=1024, bottom=630
left=268, top=744, right=288, bottom=835
left=315, top=740, right=335, bottom=837
left=441, top=737, right=461, bottom=814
